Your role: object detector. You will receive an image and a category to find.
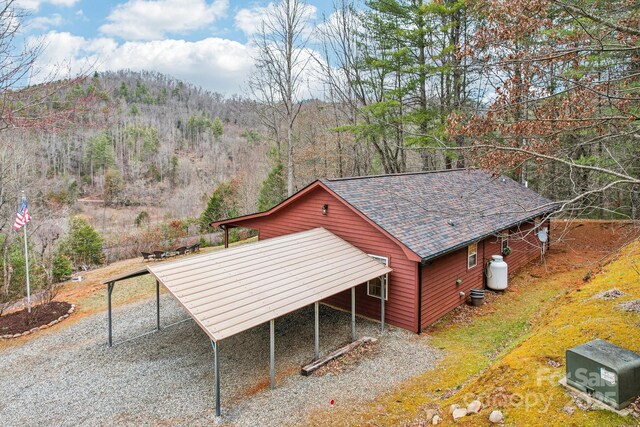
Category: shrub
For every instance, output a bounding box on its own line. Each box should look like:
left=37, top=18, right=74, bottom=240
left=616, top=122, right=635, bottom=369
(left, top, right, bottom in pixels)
left=199, top=180, right=240, bottom=232
left=257, top=161, right=286, bottom=212
left=0, top=235, right=45, bottom=302
left=134, top=211, right=150, bottom=227
left=52, top=252, right=73, bottom=282
left=62, top=216, right=104, bottom=268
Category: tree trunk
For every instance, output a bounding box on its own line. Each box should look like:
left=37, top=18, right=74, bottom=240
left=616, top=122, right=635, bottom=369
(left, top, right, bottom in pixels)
left=632, top=184, right=640, bottom=220
left=287, top=117, right=294, bottom=196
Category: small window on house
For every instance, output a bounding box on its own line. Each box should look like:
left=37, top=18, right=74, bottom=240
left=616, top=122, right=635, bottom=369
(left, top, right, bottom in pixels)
left=367, top=255, right=389, bottom=300
left=501, top=231, right=509, bottom=253
left=467, top=242, right=478, bottom=269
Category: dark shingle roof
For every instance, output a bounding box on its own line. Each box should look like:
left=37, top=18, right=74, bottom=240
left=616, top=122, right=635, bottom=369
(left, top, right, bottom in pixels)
left=321, top=169, right=557, bottom=260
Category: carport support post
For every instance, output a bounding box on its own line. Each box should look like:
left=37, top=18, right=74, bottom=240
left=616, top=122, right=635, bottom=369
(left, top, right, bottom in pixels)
left=351, top=287, right=356, bottom=342
left=107, top=282, right=114, bottom=347
left=270, top=319, right=275, bottom=390
left=314, top=302, right=320, bottom=360
left=211, top=340, right=221, bottom=417
left=381, top=281, right=385, bottom=332
left=156, top=280, right=160, bottom=331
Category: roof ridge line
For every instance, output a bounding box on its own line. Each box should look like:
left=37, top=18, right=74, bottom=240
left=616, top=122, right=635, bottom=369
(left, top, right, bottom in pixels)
left=322, top=167, right=474, bottom=182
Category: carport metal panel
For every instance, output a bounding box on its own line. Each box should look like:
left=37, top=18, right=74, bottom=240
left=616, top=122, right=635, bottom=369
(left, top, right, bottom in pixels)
left=146, top=227, right=391, bottom=342
left=102, top=227, right=391, bottom=417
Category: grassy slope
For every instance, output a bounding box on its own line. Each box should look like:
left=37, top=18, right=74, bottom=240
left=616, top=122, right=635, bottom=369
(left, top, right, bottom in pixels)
left=308, top=229, right=639, bottom=426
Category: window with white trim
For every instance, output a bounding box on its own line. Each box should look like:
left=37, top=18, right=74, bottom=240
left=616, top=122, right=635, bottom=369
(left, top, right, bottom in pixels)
left=501, top=231, right=509, bottom=253
left=367, top=255, right=389, bottom=300
left=467, top=242, right=478, bottom=269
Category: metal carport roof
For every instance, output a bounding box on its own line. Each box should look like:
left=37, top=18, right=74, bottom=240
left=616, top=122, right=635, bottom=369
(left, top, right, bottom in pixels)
left=147, top=227, right=391, bottom=341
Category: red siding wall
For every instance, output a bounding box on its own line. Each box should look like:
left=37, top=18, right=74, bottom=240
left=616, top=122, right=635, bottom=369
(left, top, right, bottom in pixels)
left=231, top=186, right=418, bottom=332
left=420, top=219, right=548, bottom=328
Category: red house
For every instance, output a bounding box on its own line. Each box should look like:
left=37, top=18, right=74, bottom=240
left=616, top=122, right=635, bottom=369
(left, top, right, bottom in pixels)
left=213, top=169, right=556, bottom=333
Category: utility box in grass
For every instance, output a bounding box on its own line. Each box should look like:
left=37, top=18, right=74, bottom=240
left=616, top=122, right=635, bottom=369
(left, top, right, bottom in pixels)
left=566, top=339, right=640, bottom=410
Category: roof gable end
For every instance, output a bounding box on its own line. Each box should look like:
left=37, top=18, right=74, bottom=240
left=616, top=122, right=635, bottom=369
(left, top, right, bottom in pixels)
left=211, top=181, right=423, bottom=262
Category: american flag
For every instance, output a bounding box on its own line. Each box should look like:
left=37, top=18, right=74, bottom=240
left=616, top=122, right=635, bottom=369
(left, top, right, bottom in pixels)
left=13, top=195, right=32, bottom=231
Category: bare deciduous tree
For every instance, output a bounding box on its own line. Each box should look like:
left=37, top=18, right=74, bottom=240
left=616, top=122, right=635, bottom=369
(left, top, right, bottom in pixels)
left=445, top=0, right=640, bottom=219
left=249, top=0, right=315, bottom=196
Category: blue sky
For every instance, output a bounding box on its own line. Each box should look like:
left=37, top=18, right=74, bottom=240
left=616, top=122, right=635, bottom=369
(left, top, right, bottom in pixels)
left=18, top=0, right=333, bottom=95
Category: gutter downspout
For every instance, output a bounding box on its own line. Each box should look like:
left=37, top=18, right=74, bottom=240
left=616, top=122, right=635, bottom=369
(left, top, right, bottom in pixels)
left=417, top=262, right=423, bottom=334
left=482, top=239, right=487, bottom=288
left=547, top=219, right=551, bottom=252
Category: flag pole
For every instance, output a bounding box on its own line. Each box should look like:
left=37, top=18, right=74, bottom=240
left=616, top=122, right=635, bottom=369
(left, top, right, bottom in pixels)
left=22, top=191, right=31, bottom=314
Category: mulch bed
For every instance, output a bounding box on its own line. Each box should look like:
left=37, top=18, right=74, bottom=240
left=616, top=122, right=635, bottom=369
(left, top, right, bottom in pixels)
left=0, top=301, right=72, bottom=336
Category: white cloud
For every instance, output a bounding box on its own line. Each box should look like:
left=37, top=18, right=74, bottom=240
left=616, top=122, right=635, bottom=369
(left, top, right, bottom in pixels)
left=30, top=31, right=255, bottom=94
left=28, top=13, right=63, bottom=31
left=100, top=0, right=229, bottom=41
left=234, top=2, right=317, bottom=38
left=75, top=9, right=88, bottom=21
left=234, top=4, right=272, bottom=37
left=15, top=0, right=78, bottom=11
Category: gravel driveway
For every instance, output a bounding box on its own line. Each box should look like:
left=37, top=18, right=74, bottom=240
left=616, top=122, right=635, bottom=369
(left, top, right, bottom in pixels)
left=0, top=295, right=440, bottom=426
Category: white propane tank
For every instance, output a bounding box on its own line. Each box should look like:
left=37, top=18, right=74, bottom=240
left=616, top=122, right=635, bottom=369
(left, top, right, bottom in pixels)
left=487, top=255, right=508, bottom=290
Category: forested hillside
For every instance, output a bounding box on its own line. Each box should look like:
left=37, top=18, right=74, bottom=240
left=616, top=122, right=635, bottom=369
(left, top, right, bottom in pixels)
left=36, top=70, right=264, bottom=219
left=0, top=68, right=406, bottom=303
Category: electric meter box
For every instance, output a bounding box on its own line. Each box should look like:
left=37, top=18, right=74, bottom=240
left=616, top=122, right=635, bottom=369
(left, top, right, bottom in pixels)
left=566, top=339, right=640, bottom=410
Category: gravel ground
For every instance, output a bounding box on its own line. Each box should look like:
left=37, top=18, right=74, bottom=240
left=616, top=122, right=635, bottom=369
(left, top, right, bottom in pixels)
left=0, top=295, right=441, bottom=427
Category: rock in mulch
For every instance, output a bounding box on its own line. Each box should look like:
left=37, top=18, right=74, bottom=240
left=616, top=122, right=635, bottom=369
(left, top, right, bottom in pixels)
left=547, top=357, right=562, bottom=368
left=467, top=400, right=482, bottom=414
left=574, top=396, right=593, bottom=411
left=562, top=403, right=576, bottom=415
left=489, top=410, right=504, bottom=423
left=423, top=408, right=437, bottom=422
left=452, top=407, right=467, bottom=421
left=449, top=404, right=460, bottom=414
left=629, top=396, right=640, bottom=419
left=431, top=414, right=441, bottom=425
left=619, top=299, right=640, bottom=313
left=592, top=288, right=625, bottom=300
